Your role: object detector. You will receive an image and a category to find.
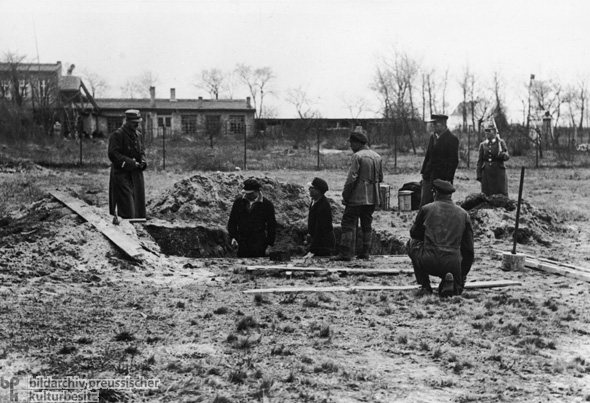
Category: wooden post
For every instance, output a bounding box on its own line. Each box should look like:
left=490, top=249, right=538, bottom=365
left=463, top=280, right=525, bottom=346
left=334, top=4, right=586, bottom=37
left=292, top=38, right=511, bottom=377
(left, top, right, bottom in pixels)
left=316, top=125, right=320, bottom=170
left=243, top=124, right=247, bottom=170
left=162, top=126, right=166, bottom=170
left=512, top=166, right=526, bottom=254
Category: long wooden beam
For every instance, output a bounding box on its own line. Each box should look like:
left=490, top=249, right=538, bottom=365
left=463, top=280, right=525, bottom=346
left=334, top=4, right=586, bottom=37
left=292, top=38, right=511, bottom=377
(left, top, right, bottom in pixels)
left=245, top=265, right=413, bottom=275
left=494, top=250, right=590, bottom=283
left=243, top=280, right=522, bottom=294
left=50, top=191, right=145, bottom=260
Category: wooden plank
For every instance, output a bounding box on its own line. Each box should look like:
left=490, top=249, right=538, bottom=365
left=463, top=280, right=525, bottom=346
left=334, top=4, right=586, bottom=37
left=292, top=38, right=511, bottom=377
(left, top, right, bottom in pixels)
left=524, top=258, right=590, bottom=283
left=245, top=265, right=413, bottom=275
left=50, top=191, right=145, bottom=260
left=243, top=280, right=521, bottom=294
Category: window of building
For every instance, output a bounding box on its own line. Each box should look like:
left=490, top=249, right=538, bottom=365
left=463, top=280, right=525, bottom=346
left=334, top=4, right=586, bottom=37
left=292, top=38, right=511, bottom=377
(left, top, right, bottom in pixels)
left=107, top=117, right=123, bottom=133
left=0, top=81, right=9, bottom=99
left=205, top=115, right=221, bottom=136
left=181, top=115, right=197, bottom=135
left=229, top=115, right=246, bottom=135
left=158, top=116, right=172, bottom=128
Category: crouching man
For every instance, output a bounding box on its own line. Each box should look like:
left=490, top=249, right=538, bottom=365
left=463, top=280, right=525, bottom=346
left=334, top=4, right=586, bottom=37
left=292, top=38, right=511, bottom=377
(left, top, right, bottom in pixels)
left=406, top=179, right=474, bottom=297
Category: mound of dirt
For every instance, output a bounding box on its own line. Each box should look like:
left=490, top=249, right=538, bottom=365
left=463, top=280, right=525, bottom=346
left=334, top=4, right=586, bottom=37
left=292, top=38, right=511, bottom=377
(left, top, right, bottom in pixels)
left=461, top=193, right=561, bottom=246
left=146, top=172, right=345, bottom=257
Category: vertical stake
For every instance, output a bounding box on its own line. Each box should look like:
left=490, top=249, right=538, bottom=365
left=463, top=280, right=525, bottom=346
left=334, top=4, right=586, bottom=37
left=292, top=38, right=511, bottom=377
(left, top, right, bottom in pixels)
left=512, top=166, right=526, bottom=254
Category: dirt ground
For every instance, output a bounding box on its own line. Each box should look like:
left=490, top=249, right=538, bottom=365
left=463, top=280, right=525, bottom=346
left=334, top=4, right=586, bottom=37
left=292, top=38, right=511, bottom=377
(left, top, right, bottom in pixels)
left=0, top=163, right=589, bottom=403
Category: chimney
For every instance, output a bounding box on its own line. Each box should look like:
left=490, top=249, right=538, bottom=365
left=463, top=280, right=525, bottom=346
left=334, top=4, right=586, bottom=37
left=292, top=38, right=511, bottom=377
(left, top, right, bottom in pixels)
left=198, top=96, right=203, bottom=101
left=170, top=88, right=176, bottom=102
left=149, top=86, right=156, bottom=108
left=246, top=97, right=251, bottom=108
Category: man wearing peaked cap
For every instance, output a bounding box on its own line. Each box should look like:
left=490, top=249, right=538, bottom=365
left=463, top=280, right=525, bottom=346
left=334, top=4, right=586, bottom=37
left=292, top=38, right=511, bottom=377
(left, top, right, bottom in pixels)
left=476, top=121, right=510, bottom=197
left=333, top=125, right=383, bottom=261
left=108, top=108, right=147, bottom=219
left=407, top=178, right=474, bottom=298
left=228, top=178, right=277, bottom=258
left=420, top=113, right=459, bottom=207
left=305, top=177, right=335, bottom=256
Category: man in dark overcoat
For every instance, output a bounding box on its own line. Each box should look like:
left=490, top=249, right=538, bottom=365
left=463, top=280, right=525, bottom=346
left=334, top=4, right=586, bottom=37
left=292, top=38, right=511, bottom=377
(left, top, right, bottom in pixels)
left=108, top=109, right=147, bottom=219
left=476, top=123, right=509, bottom=196
left=407, top=179, right=474, bottom=297
left=420, top=114, right=459, bottom=207
left=306, top=177, right=335, bottom=256
left=228, top=178, right=277, bottom=258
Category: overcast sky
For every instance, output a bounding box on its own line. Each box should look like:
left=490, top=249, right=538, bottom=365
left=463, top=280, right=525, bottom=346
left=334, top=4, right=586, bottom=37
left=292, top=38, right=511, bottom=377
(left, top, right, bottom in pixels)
left=1, top=0, right=588, bottom=120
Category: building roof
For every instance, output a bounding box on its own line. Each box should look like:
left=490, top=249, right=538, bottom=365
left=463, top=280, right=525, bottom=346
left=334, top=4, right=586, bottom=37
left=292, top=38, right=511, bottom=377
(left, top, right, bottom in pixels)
left=0, top=62, right=61, bottom=73
left=59, top=76, right=82, bottom=91
left=95, top=98, right=253, bottom=112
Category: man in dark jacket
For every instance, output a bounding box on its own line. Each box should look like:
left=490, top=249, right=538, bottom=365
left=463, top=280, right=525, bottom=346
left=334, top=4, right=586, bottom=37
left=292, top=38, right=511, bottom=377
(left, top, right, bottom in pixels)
left=407, top=179, right=474, bottom=297
left=108, top=109, right=147, bottom=219
left=306, top=177, right=335, bottom=256
left=228, top=178, right=277, bottom=258
left=334, top=126, right=383, bottom=261
left=420, top=114, right=459, bottom=207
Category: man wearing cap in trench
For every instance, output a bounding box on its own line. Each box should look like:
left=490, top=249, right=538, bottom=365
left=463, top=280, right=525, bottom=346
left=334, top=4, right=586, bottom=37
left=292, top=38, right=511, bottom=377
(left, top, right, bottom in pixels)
left=108, top=109, right=147, bottom=219
left=407, top=179, right=474, bottom=297
left=228, top=178, right=277, bottom=258
left=334, top=126, right=383, bottom=261
left=420, top=114, right=459, bottom=207
left=305, top=177, right=335, bottom=256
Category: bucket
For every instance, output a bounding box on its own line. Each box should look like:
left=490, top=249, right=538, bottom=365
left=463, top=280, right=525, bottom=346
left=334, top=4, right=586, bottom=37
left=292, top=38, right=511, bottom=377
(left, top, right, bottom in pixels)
left=398, top=190, right=413, bottom=212
left=377, top=185, right=391, bottom=211
left=502, top=252, right=525, bottom=271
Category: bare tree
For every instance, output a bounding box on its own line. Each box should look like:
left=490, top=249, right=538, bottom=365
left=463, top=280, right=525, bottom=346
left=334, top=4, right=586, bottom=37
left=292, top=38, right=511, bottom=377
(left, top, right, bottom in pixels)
left=1, top=51, right=28, bottom=106
left=531, top=77, right=563, bottom=146
left=286, top=86, right=320, bottom=149
left=120, top=71, right=159, bottom=98
left=235, top=64, right=276, bottom=119
left=194, top=68, right=224, bottom=99
left=81, top=69, right=109, bottom=97
left=342, top=95, right=369, bottom=121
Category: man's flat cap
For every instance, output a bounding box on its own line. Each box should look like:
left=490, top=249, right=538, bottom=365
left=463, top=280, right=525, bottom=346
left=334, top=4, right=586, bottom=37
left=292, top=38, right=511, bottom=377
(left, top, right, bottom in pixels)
left=432, top=179, right=455, bottom=194
left=243, top=178, right=262, bottom=192
left=307, top=177, right=329, bottom=193
left=349, top=126, right=368, bottom=144
left=484, top=122, right=496, bottom=131
left=125, top=109, right=142, bottom=122
left=425, top=114, right=448, bottom=123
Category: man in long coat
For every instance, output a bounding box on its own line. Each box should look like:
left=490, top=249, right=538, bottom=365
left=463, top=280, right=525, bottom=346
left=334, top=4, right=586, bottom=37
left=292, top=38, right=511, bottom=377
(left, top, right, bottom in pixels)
left=108, top=109, right=147, bottom=219
left=407, top=179, right=474, bottom=297
left=420, top=114, right=459, bottom=207
left=476, top=123, right=509, bottom=196
left=334, top=126, right=383, bottom=261
left=228, top=178, right=277, bottom=258
left=306, top=177, right=335, bottom=256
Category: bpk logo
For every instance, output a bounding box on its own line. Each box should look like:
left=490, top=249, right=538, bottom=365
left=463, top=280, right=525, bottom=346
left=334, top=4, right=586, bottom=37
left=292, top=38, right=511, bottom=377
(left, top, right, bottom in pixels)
left=0, top=376, right=19, bottom=401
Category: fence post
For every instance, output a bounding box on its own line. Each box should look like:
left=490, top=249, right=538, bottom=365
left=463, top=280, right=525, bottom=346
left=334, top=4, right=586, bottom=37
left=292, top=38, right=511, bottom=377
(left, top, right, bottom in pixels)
left=243, top=126, right=247, bottom=170
left=162, top=126, right=166, bottom=170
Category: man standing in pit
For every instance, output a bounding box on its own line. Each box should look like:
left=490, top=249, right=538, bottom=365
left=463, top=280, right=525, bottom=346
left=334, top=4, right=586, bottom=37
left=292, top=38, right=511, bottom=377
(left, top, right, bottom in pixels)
left=407, top=179, right=474, bottom=297
left=420, top=114, right=459, bottom=207
left=333, top=126, right=383, bottom=261
left=228, top=178, right=277, bottom=258
left=305, top=177, right=335, bottom=256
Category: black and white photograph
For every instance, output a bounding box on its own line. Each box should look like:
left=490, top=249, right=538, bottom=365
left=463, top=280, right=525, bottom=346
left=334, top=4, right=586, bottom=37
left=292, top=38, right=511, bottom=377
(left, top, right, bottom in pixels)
left=1, top=0, right=589, bottom=401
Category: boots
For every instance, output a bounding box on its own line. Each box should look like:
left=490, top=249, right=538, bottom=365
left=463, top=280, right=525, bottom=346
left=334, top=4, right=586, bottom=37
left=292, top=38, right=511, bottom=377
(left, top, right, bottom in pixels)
left=356, top=231, right=372, bottom=259
left=332, top=231, right=354, bottom=261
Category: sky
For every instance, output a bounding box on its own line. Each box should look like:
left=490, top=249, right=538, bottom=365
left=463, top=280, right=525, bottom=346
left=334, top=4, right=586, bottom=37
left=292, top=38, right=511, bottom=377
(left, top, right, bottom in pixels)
left=1, top=0, right=589, bottom=120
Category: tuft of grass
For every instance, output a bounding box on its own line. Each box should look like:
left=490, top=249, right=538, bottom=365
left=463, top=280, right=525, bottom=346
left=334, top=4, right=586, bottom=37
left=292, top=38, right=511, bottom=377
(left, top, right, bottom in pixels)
left=124, top=346, right=140, bottom=356
left=114, top=330, right=135, bottom=342
left=57, top=345, right=77, bottom=355
left=236, top=316, right=258, bottom=332
left=271, top=344, right=294, bottom=356
left=419, top=341, right=430, bottom=351
left=75, top=337, right=93, bottom=345
left=213, top=306, right=229, bottom=315
left=212, top=396, right=233, bottom=403
left=254, top=294, right=269, bottom=306
left=318, top=325, right=331, bottom=338
left=397, top=334, right=408, bottom=344
left=228, top=370, right=248, bottom=384
left=314, top=361, right=338, bottom=374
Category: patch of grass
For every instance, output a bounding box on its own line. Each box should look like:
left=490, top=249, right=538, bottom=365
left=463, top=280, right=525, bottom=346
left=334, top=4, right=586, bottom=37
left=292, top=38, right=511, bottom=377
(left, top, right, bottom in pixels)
left=57, top=345, right=77, bottom=355
left=75, top=337, right=92, bottom=345
left=317, top=293, right=332, bottom=303
left=282, top=325, right=295, bottom=333
left=271, top=344, right=294, bottom=356
left=254, top=294, right=269, bottom=305
left=419, top=341, right=430, bottom=351
left=318, top=325, right=331, bottom=338
left=213, top=306, right=229, bottom=314
left=113, top=330, right=135, bottom=342
left=301, top=356, right=314, bottom=364
left=123, top=346, right=140, bottom=356
left=397, top=334, right=408, bottom=344
left=228, top=369, right=248, bottom=384
left=504, top=322, right=521, bottom=336
left=431, top=346, right=443, bottom=359
left=145, top=336, right=161, bottom=344
left=302, top=297, right=320, bottom=308
left=236, top=316, right=258, bottom=332
left=212, top=396, right=233, bottom=403
left=314, top=361, right=338, bottom=374
left=543, top=298, right=559, bottom=312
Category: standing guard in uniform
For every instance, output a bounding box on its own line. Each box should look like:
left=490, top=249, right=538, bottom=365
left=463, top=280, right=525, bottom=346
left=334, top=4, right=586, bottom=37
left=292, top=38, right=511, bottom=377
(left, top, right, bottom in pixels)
left=108, top=109, right=147, bottom=219
left=476, top=122, right=509, bottom=197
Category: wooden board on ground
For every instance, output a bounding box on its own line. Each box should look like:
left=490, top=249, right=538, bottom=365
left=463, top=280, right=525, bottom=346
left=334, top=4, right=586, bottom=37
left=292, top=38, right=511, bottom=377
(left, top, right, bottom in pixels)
left=524, top=258, right=590, bottom=283
left=50, top=191, right=145, bottom=260
left=243, top=280, right=522, bottom=294
left=245, top=265, right=413, bottom=275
